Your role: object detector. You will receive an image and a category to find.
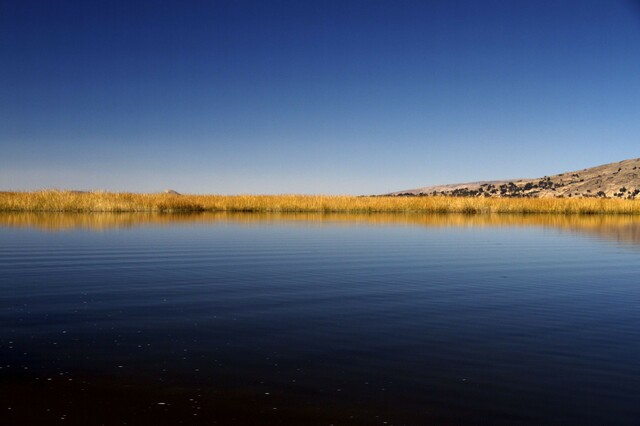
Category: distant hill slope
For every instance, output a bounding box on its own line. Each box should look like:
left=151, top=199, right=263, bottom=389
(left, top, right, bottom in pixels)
left=389, top=158, right=640, bottom=199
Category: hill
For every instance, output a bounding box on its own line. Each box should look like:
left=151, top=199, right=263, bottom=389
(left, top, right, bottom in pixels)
left=389, top=158, right=640, bottom=199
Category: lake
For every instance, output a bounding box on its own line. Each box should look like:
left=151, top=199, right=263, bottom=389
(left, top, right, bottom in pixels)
left=1, top=212, right=640, bottom=424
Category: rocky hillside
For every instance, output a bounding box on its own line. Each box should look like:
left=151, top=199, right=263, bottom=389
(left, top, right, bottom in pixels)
left=390, top=158, right=640, bottom=199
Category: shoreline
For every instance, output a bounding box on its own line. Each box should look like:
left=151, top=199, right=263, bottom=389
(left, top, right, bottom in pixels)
left=1, top=190, right=640, bottom=215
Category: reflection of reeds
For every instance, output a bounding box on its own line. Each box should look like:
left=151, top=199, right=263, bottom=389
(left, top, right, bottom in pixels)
left=1, top=191, right=640, bottom=214
left=2, top=212, right=640, bottom=246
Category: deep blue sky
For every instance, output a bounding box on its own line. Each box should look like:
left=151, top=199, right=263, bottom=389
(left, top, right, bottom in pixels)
left=1, top=0, right=639, bottom=194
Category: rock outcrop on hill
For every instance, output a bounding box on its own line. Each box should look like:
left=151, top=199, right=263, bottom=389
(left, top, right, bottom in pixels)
left=390, top=158, right=640, bottom=199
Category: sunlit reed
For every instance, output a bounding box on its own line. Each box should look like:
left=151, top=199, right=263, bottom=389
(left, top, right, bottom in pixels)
left=1, top=191, right=639, bottom=215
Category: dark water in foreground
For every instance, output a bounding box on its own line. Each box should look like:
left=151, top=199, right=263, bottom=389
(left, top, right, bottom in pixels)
left=1, top=213, right=640, bottom=425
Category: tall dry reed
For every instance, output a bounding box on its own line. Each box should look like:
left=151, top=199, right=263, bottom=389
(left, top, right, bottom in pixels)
left=0, top=190, right=639, bottom=215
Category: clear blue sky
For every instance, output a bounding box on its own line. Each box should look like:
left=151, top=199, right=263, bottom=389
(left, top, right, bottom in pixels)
left=1, top=0, right=639, bottom=194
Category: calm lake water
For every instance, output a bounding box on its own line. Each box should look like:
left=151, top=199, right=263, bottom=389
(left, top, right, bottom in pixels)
left=1, top=213, right=640, bottom=425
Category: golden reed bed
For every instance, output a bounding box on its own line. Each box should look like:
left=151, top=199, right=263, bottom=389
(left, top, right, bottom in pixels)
left=1, top=190, right=640, bottom=214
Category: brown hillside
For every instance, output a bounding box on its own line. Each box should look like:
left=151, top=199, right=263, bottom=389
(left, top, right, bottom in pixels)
left=390, top=158, right=640, bottom=199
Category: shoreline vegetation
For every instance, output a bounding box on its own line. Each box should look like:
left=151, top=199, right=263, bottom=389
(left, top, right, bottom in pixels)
left=1, top=190, right=640, bottom=215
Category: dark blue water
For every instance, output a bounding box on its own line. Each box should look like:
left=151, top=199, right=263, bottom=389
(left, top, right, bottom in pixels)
left=1, top=214, right=640, bottom=424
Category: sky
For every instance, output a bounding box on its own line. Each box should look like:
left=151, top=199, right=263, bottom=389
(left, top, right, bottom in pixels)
left=1, top=0, right=639, bottom=194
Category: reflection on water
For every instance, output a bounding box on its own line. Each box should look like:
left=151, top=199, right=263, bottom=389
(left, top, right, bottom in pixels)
left=2, top=211, right=640, bottom=245
left=2, top=212, right=640, bottom=424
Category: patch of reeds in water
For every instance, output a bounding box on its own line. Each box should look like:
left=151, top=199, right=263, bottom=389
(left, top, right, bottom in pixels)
left=1, top=190, right=639, bottom=215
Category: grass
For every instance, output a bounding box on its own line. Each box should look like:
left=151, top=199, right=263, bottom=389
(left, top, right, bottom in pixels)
left=1, top=190, right=640, bottom=214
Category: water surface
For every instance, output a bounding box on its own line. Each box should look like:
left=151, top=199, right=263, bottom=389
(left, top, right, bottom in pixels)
left=1, top=213, right=640, bottom=424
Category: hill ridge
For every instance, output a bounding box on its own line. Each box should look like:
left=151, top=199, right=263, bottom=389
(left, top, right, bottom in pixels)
left=389, top=158, right=640, bottom=199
